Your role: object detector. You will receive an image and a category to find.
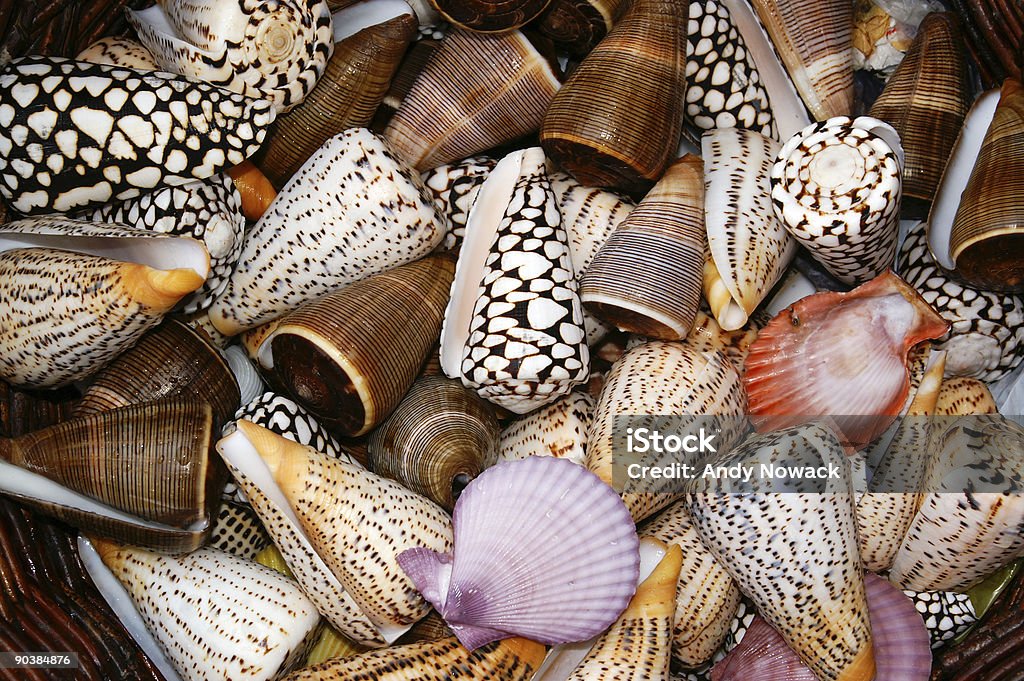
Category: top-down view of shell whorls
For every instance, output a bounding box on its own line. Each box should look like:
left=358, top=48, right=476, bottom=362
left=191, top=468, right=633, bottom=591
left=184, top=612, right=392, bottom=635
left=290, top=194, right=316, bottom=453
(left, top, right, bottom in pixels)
left=3, top=0, right=1024, bottom=679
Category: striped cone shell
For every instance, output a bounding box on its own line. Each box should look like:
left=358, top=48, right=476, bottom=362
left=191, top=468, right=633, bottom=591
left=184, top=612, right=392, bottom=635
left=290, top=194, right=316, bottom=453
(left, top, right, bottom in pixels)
left=77, top=37, right=159, bottom=70
left=581, top=154, right=706, bottom=340
left=771, top=116, right=904, bottom=285
left=0, top=56, right=274, bottom=215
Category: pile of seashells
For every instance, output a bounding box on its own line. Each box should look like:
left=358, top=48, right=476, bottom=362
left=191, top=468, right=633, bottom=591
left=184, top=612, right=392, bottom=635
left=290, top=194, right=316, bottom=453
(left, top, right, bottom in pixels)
left=1, top=0, right=1023, bottom=679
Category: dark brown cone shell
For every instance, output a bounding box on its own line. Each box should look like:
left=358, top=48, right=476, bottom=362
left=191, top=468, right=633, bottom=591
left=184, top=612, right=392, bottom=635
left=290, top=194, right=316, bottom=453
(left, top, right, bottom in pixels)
left=270, top=254, right=456, bottom=437
left=537, top=0, right=628, bottom=56
left=432, top=0, right=553, bottom=32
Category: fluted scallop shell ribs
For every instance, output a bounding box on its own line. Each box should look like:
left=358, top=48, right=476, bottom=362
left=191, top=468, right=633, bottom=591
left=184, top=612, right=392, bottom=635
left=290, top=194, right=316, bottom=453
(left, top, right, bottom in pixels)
left=77, top=37, right=159, bottom=70
left=904, top=589, right=976, bottom=649
left=702, top=128, right=794, bottom=331
left=686, top=424, right=874, bottom=681
left=898, top=221, right=1024, bottom=382
left=566, top=542, right=681, bottom=681
left=743, top=271, right=949, bottom=449
left=890, top=416, right=1024, bottom=592
left=384, top=29, right=560, bottom=171
left=537, top=0, right=627, bottom=56
left=0, top=56, right=274, bottom=215
left=0, top=218, right=208, bottom=389
left=540, top=0, right=688, bottom=195
left=127, top=0, right=334, bottom=113
left=91, top=540, right=321, bottom=681
left=217, top=423, right=385, bottom=646
left=495, top=391, right=594, bottom=467
left=771, top=116, right=904, bottom=285
left=259, top=1, right=417, bottom=188
left=750, top=0, right=853, bottom=120
left=867, top=13, right=969, bottom=206
left=209, top=499, right=271, bottom=558
left=441, top=148, right=589, bottom=414
left=398, top=456, right=639, bottom=650
left=640, top=501, right=741, bottom=668
left=432, top=0, right=553, bottom=32
left=685, top=1, right=775, bottom=138
left=84, top=175, right=245, bottom=314
left=581, top=154, right=706, bottom=340
left=368, top=376, right=499, bottom=511
left=422, top=155, right=498, bottom=252
left=281, top=636, right=546, bottom=681
left=587, top=341, right=748, bottom=522
left=207, top=129, right=445, bottom=336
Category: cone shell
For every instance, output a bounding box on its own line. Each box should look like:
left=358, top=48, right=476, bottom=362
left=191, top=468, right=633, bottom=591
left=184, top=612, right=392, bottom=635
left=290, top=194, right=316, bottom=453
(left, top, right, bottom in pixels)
left=266, top=254, right=454, bottom=436
left=228, top=391, right=351, bottom=463
left=421, top=155, right=498, bottom=252
left=640, top=500, right=741, bottom=668
left=904, top=589, right=977, bottom=650
left=384, top=29, right=560, bottom=171
left=744, top=271, right=949, bottom=449
left=495, top=391, right=594, bottom=467
left=750, top=0, right=853, bottom=120
left=540, top=0, right=688, bottom=195
left=935, top=376, right=999, bottom=415
left=398, top=456, right=639, bottom=650
left=537, top=0, right=628, bottom=55
left=948, top=78, right=1024, bottom=293
left=127, top=0, right=334, bottom=114
left=209, top=499, right=272, bottom=558
left=686, top=308, right=762, bottom=370
left=898, top=220, right=1024, bottom=382
left=587, top=340, right=748, bottom=522
left=207, top=129, right=446, bottom=336
left=868, top=12, right=970, bottom=207
left=771, top=116, right=904, bottom=285
left=686, top=424, right=875, bottom=681
left=441, top=148, right=589, bottom=414
left=549, top=169, right=635, bottom=275
left=259, top=1, right=418, bottom=188
left=0, top=218, right=209, bottom=389
left=432, top=0, right=553, bottom=32
left=702, top=128, right=795, bottom=331
left=76, top=37, right=159, bottom=70
left=74, top=318, right=240, bottom=431
left=281, top=636, right=546, bottom=680
left=580, top=154, right=706, bottom=340
left=92, top=540, right=321, bottom=681
left=368, top=376, right=499, bottom=511
left=0, top=56, right=274, bottom=215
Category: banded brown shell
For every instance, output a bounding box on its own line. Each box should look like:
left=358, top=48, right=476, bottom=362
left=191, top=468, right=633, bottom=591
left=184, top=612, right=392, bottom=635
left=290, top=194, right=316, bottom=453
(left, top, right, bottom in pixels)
left=431, top=0, right=553, bottom=32
left=537, top=0, right=628, bottom=56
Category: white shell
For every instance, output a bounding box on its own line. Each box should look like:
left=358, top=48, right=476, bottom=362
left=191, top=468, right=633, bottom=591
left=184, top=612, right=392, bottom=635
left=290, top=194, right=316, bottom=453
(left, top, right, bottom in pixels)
left=495, top=391, right=594, bottom=467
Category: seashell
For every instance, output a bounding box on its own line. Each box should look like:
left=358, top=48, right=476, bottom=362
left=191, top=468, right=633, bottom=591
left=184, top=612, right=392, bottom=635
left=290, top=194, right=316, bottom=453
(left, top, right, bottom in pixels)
left=686, top=308, right=761, bottom=370
left=702, top=128, right=795, bottom=331
left=0, top=217, right=209, bottom=389
left=771, top=116, right=904, bottom=285
left=207, top=129, right=446, bottom=336
left=221, top=421, right=453, bottom=643
left=398, top=456, right=639, bottom=650
left=305, top=626, right=372, bottom=666
left=537, top=0, right=628, bottom=56
left=587, top=340, right=748, bottom=522
left=368, top=37, right=443, bottom=132
left=86, top=538, right=321, bottom=681
left=686, top=424, right=874, bottom=681
left=890, top=415, right=1024, bottom=592
left=898, top=220, right=1024, bottom=382
left=540, top=0, right=688, bottom=195
left=903, top=589, right=976, bottom=650
left=744, top=271, right=949, bottom=450
left=0, top=400, right=219, bottom=553
left=684, top=1, right=776, bottom=138
left=228, top=391, right=351, bottom=463
left=222, top=345, right=266, bottom=408
left=944, top=78, right=1024, bottom=293
left=227, top=160, right=278, bottom=221
left=441, top=147, right=589, bottom=414
left=566, top=541, right=682, bottom=681
left=640, top=500, right=741, bottom=668
left=431, top=0, right=553, bottom=32
left=581, top=154, right=706, bottom=340
left=209, top=499, right=272, bottom=558
left=127, top=0, right=334, bottom=114
left=368, top=376, right=499, bottom=511
left=867, top=13, right=970, bottom=213
left=280, top=636, right=546, bottom=680
left=395, top=609, right=455, bottom=644
left=83, top=174, right=245, bottom=314
left=421, top=155, right=497, bottom=252
left=178, top=308, right=233, bottom=349
left=935, top=376, right=999, bottom=415
left=73, top=318, right=240, bottom=432
left=495, top=391, right=594, bottom=467
left=259, top=0, right=418, bottom=188
left=77, top=36, right=159, bottom=70
left=749, top=0, right=853, bottom=121
left=384, top=29, right=560, bottom=171
left=264, top=254, right=455, bottom=437
left=710, top=616, right=817, bottom=681
left=0, top=56, right=274, bottom=215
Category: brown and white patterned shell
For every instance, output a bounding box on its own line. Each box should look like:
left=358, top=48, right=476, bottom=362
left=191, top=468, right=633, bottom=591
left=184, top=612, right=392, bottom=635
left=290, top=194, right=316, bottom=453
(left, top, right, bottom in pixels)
left=495, top=391, right=594, bottom=467
left=209, top=500, right=271, bottom=559
left=422, top=155, right=497, bottom=252
left=77, top=37, right=159, bottom=70
left=431, top=0, right=553, bottom=32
